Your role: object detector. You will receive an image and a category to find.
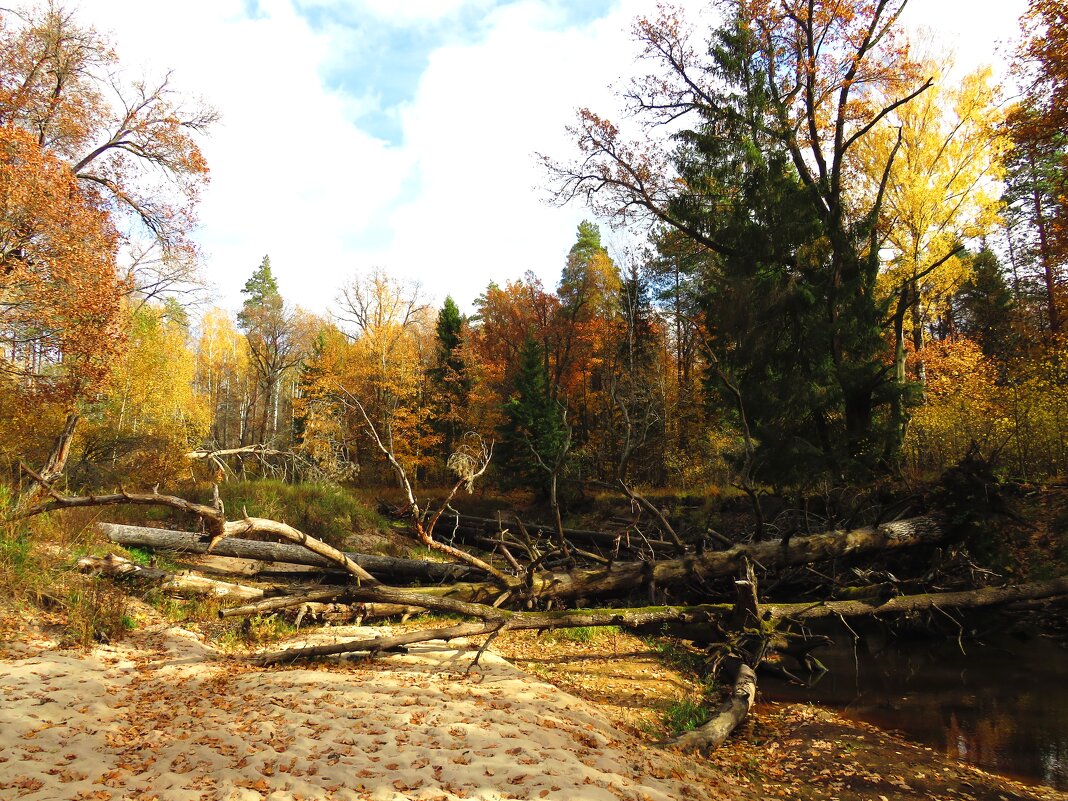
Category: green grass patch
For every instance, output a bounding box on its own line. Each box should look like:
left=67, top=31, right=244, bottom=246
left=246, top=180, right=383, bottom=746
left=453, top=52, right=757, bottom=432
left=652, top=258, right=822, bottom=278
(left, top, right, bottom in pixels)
left=661, top=696, right=712, bottom=733
left=546, top=625, right=623, bottom=644
left=190, top=479, right=385, bottom=548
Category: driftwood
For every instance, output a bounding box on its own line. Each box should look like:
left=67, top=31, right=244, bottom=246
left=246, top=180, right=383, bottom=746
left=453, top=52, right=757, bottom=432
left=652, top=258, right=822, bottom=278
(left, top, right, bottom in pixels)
left=669, top=664, right=757, bottom=753
left=99, top=523, right=485, bottom=583
left=76, top=554, right=264, bottom=601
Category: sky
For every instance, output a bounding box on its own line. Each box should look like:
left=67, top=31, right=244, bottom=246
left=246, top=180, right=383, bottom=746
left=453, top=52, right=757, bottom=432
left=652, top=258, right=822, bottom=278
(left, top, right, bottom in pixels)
left=73, top=0, right=1029, bottom=317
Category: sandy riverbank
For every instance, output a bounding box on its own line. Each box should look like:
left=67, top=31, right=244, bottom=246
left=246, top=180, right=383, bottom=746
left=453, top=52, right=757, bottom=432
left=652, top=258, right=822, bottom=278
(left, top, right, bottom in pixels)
left=0, top=625, right=743, bottom=801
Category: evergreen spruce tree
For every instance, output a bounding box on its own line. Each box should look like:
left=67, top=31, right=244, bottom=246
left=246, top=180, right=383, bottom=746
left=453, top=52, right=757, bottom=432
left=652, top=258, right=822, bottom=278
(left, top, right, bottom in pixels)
left=956, top=249, right=1020, bottom=363
left=499, top=336, right=569, bottom=497
left=431, top=296, right=469, bottom=459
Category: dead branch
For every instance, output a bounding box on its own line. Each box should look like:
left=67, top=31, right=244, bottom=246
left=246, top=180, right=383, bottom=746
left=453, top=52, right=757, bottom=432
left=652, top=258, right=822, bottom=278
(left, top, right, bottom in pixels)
left=338, top=389, right=512, bottom=586
left=617, top=480, right=686, bottom=550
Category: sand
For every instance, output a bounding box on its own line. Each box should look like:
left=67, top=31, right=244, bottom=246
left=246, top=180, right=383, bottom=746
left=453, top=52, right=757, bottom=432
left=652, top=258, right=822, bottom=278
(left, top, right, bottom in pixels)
left=0, top=625, right=740, bottom=801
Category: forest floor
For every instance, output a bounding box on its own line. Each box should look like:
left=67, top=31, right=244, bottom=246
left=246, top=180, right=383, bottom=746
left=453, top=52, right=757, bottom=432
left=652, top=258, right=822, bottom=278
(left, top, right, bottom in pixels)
left=1, top=612, right=1066, bottom=801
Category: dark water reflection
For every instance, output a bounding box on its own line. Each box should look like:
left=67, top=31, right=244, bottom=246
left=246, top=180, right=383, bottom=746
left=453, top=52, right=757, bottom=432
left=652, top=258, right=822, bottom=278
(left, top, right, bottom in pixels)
left=760, top=630, right=1068, bottom=789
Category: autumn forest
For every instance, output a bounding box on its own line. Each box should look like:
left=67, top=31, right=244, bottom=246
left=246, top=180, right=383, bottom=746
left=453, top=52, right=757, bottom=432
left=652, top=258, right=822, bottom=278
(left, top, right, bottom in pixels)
left=3, top=0, right=1068, bottom=797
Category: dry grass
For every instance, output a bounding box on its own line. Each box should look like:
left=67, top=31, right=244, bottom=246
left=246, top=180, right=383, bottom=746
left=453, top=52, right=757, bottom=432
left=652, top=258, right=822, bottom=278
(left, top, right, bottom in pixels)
left=0, top=499, right=135, bottom=648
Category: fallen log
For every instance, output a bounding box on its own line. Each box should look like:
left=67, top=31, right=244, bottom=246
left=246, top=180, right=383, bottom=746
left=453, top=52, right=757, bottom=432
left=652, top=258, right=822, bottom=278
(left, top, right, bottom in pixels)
left=99, top=523, right=485, bottom=583
left=219, top=588, right=349, bottom=617
left=403, top=516, right=945, bottom=605
left=291, top=601, right=423, bottom=626
left=669, top=663, right=757, bottom=753
left=99, top=514, right=944, bottom=609
left=254, top=574, right=1068, bottom=664
left=76, top=554, right=264, bottom=601
left=762, top=575, right=1068, bottom=623
left=219, top=591, right=424, bottom=622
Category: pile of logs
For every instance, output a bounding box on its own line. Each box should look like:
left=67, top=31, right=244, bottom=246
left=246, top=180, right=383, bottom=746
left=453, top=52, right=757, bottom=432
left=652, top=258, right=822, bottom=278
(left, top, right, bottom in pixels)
left=18, top=478, right=1068, bottom=754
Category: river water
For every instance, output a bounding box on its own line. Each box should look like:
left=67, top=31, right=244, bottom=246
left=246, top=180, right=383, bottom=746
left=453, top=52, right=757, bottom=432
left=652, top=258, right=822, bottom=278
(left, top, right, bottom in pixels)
left=761, top=628, right=1068, bottom=789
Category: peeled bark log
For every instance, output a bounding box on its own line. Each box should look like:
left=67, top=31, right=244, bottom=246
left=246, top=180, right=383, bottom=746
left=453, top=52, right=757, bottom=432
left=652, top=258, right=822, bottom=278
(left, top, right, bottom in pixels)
left=219, top=588, right=348, bottom=617
left=669, top=663, right=757, bottom=753
left=763, top=575, right=1068, bottom=622
left=427, top=516, right=944, bottom=605
left=219, top=590, right=424, bottom=622
left=99, top=523, right=484, bottom=583
left=76, top=554, right=264, bottom=601
left=291, top=602, right=422, bottom=626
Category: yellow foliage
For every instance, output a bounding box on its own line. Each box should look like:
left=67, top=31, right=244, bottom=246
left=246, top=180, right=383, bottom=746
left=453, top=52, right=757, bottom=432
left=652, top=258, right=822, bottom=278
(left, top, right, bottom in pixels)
left=906, top=339, right=1007, bottom=470
left=855, top=55, right=1008, bottom=334
left=194, top=307, right=250, bottom=449
left=335, top=269, right=441, bottom=481
left=906, top=336, right=1068, bottom=478
left=78, top=304, right=210, bottom=487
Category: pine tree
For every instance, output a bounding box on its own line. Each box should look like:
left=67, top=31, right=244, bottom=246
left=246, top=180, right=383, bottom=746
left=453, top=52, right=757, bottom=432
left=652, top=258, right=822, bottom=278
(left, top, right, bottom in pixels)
left=955, top=249, right=1020, bottom=363
left=499, top=336, right=569, bottom=497
left=431, top=296, right=469, bottom=459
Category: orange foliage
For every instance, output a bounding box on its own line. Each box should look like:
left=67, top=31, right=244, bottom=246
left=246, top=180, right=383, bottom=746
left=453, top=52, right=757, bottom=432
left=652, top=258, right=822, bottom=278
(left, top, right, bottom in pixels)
left=0, top=124, right=125, bottom=403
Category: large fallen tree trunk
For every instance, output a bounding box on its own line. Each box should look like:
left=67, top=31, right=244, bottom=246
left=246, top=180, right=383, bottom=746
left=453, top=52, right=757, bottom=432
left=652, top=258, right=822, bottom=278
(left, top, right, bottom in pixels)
left=99, top=523, right=485, bottom=583
left=380, top=515, right=946, bottom=605
left=76, top=554, right=265, bottom=601
left=255, top=574, right=1068, bottom=665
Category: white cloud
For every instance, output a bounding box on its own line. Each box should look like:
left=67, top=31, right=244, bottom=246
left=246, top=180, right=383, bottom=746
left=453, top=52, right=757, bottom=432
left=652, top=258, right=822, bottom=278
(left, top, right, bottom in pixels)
left=69, top=0, right=1025, bottom=318
left=78, top=0, right=412, bottom=314
left=358, top=0, right=494, bottom=24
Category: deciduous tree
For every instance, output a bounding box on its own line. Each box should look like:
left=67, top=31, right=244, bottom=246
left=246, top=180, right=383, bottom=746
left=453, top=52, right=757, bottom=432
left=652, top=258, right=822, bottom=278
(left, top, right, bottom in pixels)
left=0, top=3, right=216, bottom=274
left=544, top=0, right=931, bottom=482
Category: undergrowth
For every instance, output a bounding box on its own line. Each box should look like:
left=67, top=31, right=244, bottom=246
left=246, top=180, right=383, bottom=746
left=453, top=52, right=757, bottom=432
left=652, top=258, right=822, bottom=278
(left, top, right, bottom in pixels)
left=189, top=479, right=385, bottom=548
left=643, top=634, right=718, bottom=735
left=1, top=497, right=134, bottom=648
left=545, top=624, right=623, bottom=644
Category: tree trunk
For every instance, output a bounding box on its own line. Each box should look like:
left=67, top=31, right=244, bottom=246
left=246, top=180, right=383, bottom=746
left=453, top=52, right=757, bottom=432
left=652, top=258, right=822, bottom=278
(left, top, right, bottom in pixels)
left=669, top=663, right=757, bottom=753
left=522, top=516, right=942, bottom=604
left=763, top=575, right=1068, bottom=622
left=99, top=523, right=486, bottom=583
left=76, top=554, right=264, bottom=601
left=17, top=412, right=80, bottom=508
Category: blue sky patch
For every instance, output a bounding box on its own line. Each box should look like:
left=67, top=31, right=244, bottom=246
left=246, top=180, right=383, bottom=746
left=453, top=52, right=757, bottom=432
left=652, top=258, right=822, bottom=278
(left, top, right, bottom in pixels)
left=291, top=0, right=619, bottom=145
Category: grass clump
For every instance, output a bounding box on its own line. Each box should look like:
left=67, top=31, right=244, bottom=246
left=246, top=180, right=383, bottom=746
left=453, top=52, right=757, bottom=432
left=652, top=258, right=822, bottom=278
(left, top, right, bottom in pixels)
left=661, top=695, right=712, bottom=733
left=63, top=578, right=133, bottom=648
left=1, top=503, right=135, bottom=648
left=546, top=625, right=623, bottom=644
left=211, top=614, right=297, bottom=650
